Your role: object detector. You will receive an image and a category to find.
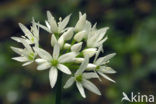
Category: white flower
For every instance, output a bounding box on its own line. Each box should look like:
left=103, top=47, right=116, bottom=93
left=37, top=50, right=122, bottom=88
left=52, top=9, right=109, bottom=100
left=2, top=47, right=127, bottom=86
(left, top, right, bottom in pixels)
left=11, top=21, right=39, bottom=46
left=64, top=56, right=101, bottom=98
left=34, top=44, right=77, bottom=88
left=11, top=39, right=37, bottom=66
left=87, top=27, right=109, bottom=48
left=75, top=12, right=86, bottom=32
left=92, top=53, right=116, bottom=83
left=38, top=11, right=71, bottom=34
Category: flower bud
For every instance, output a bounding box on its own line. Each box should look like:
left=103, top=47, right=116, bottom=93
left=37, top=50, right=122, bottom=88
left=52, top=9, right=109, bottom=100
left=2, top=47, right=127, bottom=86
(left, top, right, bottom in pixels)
left=58, top=35, right=64, bottom=48
left=62, top=28, right=74, bottom=41
left=64, top=43, right=71, bottom=49
left=83, top=48, right=97, bottom=57
left=51, top=34, right=57, bottom=47
left=72, top=58, right=84, bottom=63
left=71, top=42, right=83, bottom=52
left=75, top=13, right=86, bottom=32
left=74, top=31, right=86, bottom=42
left=87, top=63, right=97, bottom=70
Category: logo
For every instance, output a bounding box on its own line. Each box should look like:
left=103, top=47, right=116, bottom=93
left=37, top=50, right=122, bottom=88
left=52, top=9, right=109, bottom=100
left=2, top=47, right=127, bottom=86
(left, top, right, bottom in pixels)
left=121, top=92, right=155, bottom=103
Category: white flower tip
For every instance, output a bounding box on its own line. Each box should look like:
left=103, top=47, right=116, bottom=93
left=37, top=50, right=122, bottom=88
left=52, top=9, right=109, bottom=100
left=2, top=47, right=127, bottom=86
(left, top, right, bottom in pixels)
left=97, top=92, right=102, bottom=96
left=18, top=23, right=22, bottom=27
left=71, top=42, right=83, bottom=52
left=64, top=43, right=71, bottom=49
left=112, top=53, right=117, bottom=56
left=47, top=10, right=51, bottom=15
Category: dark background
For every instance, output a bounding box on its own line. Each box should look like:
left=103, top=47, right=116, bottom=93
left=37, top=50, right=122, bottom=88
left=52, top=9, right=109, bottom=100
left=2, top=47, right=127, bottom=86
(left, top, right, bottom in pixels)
left=0, top=0, right=156, bottom=104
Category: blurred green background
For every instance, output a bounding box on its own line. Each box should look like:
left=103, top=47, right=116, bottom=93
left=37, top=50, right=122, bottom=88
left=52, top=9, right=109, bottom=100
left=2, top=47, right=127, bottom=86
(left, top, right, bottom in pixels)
left=0, top=0, right=156, bottom=104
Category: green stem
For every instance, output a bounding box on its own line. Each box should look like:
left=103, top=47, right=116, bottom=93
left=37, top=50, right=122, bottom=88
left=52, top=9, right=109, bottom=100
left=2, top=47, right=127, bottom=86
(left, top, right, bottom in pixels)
left=55, top=71, right=63, bottom=104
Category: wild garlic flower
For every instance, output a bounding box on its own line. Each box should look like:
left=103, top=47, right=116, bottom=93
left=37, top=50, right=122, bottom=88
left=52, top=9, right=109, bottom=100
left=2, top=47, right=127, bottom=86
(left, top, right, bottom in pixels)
left=11, top=39, right=37, bottom=66
left=12, top=20, right=39, bottom=46
left=85, top=47, right=116, bottom=83
left=11, top=11, right=116, bottom=98
left=64, top=56, right=101, bottom=98
left=34, top=44, right=77, bottom=88
left=38, top=11, right=71, bottom=34
left=93, top=53, right=116, bottom=83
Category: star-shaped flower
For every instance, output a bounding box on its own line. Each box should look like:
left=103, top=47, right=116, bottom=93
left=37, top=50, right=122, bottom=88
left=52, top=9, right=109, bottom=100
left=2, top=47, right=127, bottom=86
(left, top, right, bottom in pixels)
left=38, top=11, right=71, bottom=34
left=11, top=19, right=39, bottom=46
left=34, top=43, right=77, bottom=88
left=11, top=38, right=37, bottom=66
left=64, top=56, right=101, bottom=98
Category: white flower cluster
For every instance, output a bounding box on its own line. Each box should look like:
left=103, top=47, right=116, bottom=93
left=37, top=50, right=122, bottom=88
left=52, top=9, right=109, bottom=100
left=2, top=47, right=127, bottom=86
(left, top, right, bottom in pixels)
left=11, top=11, right=116, bottom=98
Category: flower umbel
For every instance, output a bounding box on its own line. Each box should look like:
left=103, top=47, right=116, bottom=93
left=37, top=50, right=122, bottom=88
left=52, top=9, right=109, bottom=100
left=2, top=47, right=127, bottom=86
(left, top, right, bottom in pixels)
left=11, top=11, right=116, bottom=98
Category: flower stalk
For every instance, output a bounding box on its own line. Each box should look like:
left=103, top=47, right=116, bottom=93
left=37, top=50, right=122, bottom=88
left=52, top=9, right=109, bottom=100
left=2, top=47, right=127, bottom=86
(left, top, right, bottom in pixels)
left=55, top=71, right=63, bottom=104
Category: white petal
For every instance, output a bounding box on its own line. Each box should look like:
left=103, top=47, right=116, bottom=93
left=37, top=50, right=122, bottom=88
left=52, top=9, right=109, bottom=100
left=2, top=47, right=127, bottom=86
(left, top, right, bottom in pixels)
left=87, top=32, right=98, bottom=47
left=96, top=27, right=109, bottom=42
left=94, top=45, right=103, bottom=63
left=100, top=66, right=116, bottom=74
left=83, top=48, right=97, bottom=57
left=12, top=57, right=28, bottom=62
left=49, top=67, right=58, bottom=88
left=75, top=13, right=86, bottom=32
left=83, top=72, right=99, bottom=79
left=34, top=47, right=52, bottom=61
left=57, top=64, right=71, bottom=75
left=58, top=52, right=77, bottom=63
left=11, top=37, right=23, bottom=43
left=31, top=19, right=39, bottom=39
left=76, top=82, right=86, bottom=98
left=36, top=22, right=51, bottom=33
left=83, top=80, right=101, bottom=95
left=19, top=23, right=33, bottom=40
left=53, top=43, right=60, bottom=59
left=22, top=39, right=33, bottom=53
left=12, top=38, right=32, bottom=52
left=98, top=72, right=116, bottom=83
left=58, top=14, right=71, bottom=32
left=37, top=62, right=51, bottom=70
left=47, top=11, right=58, bottom=33
left=35, top=58, right=47, bottom=64
left=58, top=35, right=64, bottom=48
left=75, top=56, right=89, bottom=75
left=11, top=46, right=24, bottom=55
left=45, top=20, right=51, bottom=31
left=74, top=31, right=86, bottom=42
left=94, top=37, right=108, bottom=47
left=51, top=34, right=57, bottom=47
left=71, top=42, right=83, bottom=52
left=22, top=61, right=33, bottom=66
left=64, top=77, right=75, bottom=88
left=95, top=53, right=116, bottom=66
